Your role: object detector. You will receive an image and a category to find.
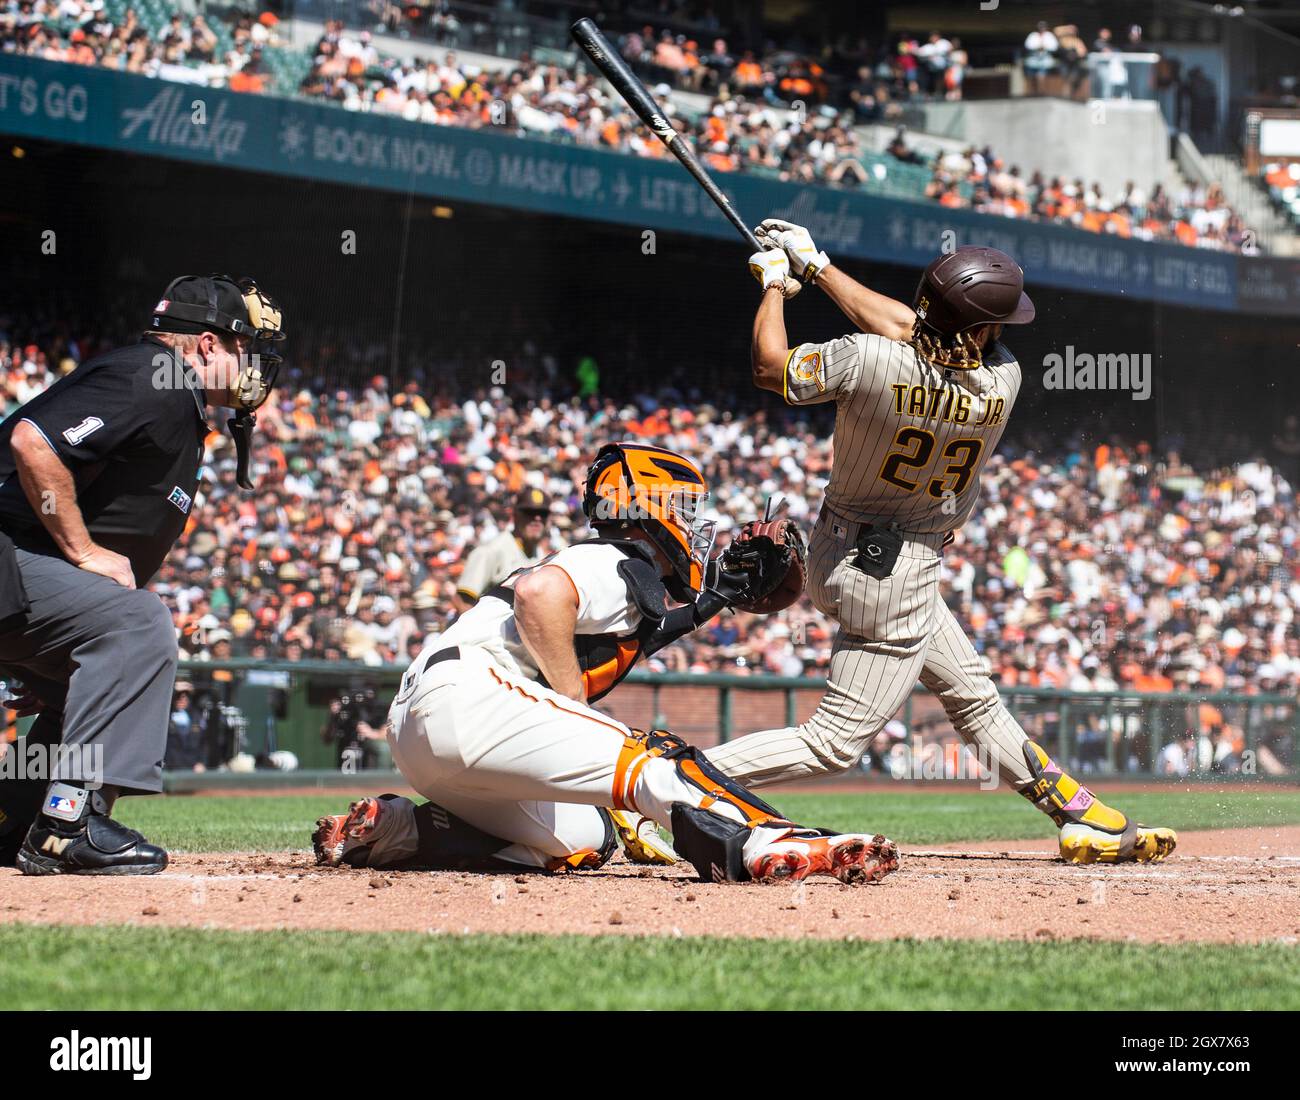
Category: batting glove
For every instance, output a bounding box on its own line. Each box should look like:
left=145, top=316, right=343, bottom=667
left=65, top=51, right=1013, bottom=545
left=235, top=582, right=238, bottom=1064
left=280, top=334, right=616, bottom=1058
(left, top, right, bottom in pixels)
left=756, top=218, right=830, bottom=283
left=748, top=248, right=802, bottom=298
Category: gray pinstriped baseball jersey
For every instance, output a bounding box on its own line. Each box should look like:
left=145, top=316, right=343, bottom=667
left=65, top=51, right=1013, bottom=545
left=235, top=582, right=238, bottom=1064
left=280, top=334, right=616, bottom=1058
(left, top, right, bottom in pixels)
left=703, top=331, right=1036, bottom=793
left=784, top=333, right=1021, bottom=533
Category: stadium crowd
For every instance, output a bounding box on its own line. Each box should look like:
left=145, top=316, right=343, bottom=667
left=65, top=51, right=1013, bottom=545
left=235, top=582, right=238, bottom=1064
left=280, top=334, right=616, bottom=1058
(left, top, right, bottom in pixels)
left=0, top=4, right=1261, bottom=253
left=906, top=134, right=1256, bottom=252
left=3, top=334, right=1296, bottom=710
left=1, top=1, right=290, bottom=90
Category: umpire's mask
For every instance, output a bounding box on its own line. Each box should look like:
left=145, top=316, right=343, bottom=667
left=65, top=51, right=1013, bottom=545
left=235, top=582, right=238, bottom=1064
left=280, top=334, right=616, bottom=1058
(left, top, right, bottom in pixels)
left=152, top=274, right=287, bottom=490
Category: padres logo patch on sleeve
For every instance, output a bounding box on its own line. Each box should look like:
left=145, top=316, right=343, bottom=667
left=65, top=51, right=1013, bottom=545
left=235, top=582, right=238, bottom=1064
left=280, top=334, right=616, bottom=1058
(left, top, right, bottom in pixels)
left=791, top=351, right=825, bottom=392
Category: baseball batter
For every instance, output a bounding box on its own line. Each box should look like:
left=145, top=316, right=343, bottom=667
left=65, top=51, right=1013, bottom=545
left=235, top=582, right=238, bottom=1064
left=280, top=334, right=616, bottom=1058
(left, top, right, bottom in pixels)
left=717, top=222, right=1177, bottom=865
left=313, top=442, right=898, bottom=885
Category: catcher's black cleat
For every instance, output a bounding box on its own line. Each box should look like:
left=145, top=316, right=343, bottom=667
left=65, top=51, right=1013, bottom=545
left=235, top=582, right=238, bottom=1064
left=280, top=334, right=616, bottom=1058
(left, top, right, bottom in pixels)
left=16, top=783, right=168, bottom=876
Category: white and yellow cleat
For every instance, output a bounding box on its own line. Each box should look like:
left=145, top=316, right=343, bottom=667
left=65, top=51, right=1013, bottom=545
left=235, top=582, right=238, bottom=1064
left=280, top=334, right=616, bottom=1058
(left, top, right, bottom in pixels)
left=1021, top=742, right=1177, bottom=864
left=1058, top=822, right=1178, bottom=865
left=608, top=809, right=679, bottom=866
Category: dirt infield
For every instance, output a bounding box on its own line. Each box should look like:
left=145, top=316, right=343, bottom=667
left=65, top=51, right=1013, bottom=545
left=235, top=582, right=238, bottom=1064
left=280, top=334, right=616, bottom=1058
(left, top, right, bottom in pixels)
left=3, top=825, right=1297, bottom=944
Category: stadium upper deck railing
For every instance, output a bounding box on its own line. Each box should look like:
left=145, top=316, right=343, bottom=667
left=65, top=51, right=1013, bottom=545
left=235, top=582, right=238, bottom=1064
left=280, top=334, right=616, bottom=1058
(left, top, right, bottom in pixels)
left=2, top=53, right=1297, bottom=316
left=163, top=659, right=1298, bottom=782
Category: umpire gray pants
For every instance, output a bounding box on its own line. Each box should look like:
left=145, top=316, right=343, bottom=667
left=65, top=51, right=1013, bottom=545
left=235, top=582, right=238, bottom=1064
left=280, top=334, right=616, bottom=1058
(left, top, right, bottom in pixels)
left=0, top=547, right=176, bottom=798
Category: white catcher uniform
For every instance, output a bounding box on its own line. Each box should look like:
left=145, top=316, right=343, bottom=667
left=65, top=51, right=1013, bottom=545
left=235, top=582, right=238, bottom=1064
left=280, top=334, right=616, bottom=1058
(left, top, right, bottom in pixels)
left=707, top=331, right=1040, bottom=792
left=380, top=541, right=828, bottom=874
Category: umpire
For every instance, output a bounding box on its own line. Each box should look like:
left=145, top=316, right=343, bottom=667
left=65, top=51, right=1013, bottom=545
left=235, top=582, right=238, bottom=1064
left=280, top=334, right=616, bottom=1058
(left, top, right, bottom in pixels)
left=0, top=275, right=284, bottom=875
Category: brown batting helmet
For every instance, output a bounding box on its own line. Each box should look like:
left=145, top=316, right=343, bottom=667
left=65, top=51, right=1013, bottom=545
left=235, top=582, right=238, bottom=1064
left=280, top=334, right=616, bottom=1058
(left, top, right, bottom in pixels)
left=910, top=246, right=1034, bottom=369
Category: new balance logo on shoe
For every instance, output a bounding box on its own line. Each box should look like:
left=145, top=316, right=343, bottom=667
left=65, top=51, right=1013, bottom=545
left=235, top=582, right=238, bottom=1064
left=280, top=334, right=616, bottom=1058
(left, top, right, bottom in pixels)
left=42, top=835, right=73, bottom=856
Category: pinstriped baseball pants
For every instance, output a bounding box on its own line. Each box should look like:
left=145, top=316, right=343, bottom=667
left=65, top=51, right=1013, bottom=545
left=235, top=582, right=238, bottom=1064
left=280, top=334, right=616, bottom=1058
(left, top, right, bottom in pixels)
left=706, top=509, right=1036, bottom=791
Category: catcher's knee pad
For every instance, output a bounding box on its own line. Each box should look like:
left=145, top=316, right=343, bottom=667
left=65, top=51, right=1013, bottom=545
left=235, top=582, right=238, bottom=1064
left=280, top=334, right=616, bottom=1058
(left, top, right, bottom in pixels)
left=670, top=804, right=752, bottom=882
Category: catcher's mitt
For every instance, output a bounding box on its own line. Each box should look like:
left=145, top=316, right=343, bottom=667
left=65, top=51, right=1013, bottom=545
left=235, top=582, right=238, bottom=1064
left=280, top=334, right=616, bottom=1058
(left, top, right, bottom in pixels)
left=718, top=518, right=807, bottom=614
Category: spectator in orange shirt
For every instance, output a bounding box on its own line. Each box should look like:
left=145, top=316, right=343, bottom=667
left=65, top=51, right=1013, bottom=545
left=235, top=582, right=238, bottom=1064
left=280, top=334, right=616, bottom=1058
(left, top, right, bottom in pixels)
left=733, top=52, right=764, bottom=91
left=1079, top=209, right=1107, bottom=233
left=654, top=32, right=687, bottom=73
left=1103, top=212, right=1130, bottom=236
left=1134, top=670, right=1175, bottom=693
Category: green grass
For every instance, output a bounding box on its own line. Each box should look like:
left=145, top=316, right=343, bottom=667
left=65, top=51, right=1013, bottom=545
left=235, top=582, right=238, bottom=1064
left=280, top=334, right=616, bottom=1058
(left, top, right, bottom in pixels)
left=112, top=789, right=1300, bottom=853
left=12, top=789, right=1293, bottom=1011
left=1, top=926, right=1296, bottom=1010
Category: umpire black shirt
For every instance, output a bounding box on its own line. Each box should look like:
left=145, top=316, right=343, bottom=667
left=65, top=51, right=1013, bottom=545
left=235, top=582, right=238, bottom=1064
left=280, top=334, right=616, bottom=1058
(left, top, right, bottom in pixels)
left=0, top=336, right=208, bottom=584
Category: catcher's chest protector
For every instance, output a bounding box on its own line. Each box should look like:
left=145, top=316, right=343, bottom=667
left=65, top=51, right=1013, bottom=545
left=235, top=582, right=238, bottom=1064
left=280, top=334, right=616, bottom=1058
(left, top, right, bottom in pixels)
left=573, top=538, right=670, bottom=701
left=486, top=537, right=668, bottom=703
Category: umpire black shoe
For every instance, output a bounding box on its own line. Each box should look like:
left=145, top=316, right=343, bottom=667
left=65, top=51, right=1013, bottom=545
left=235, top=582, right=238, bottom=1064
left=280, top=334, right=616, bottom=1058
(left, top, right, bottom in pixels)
left=16, top=783, right=167, bottom=876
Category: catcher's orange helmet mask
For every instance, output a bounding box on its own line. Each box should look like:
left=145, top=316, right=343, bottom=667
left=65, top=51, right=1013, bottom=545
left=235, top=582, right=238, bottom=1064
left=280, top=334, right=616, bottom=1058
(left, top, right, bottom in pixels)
left=582, top=442, right=715, bottom=595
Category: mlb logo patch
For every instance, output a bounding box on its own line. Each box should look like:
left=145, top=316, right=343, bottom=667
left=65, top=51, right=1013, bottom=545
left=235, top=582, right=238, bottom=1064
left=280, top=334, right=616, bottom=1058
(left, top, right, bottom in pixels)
left=168, top=486, right=193, bottom=513
left=44, top=783, right=88, bottom=822
left=831, top=522, right=848, bottom=539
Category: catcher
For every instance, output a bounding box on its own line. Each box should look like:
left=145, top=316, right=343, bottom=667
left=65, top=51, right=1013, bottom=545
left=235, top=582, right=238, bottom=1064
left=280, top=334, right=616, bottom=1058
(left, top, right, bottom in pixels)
left=312, top=441, right=896, bottom=885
